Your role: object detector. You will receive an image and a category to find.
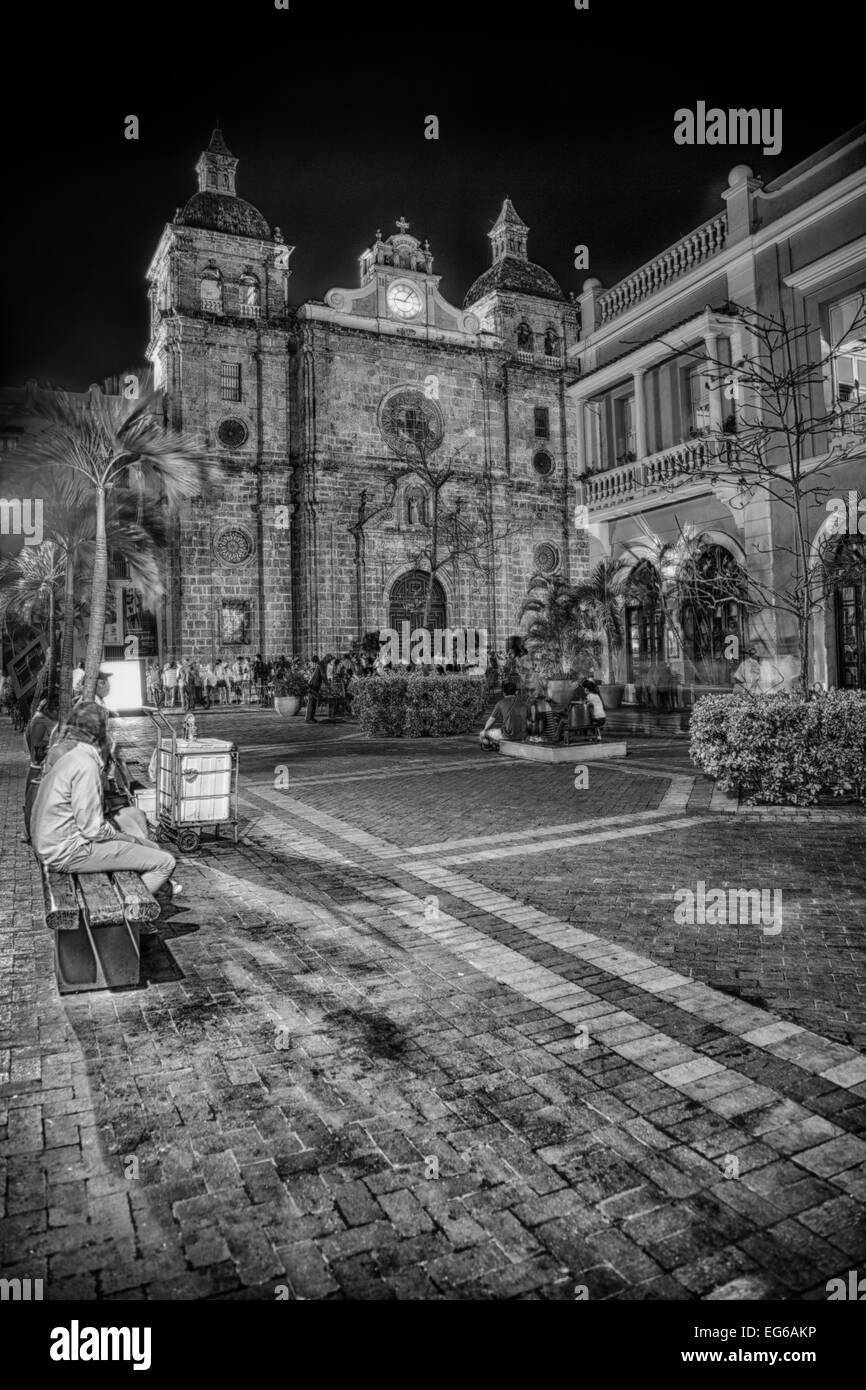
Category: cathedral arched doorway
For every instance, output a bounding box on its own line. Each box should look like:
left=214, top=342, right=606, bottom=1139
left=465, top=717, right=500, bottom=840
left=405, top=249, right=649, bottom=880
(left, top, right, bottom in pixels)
left=389, top=571, right=447, bottom=635
left=828, top=536, right=866, bottom=688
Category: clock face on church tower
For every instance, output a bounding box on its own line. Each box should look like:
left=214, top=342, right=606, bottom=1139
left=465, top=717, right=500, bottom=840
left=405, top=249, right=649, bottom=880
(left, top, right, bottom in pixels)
left=386, top=280, right=423, bottom=320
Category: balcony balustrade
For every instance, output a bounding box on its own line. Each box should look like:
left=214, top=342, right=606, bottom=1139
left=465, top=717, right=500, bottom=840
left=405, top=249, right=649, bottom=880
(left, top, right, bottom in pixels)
left=579, top=436, right=734, bottom=514
left=596, top=213, right=727, bottom=328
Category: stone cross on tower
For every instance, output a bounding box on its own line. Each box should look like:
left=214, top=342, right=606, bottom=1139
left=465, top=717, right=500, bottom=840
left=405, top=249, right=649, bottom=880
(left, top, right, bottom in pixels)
left=396, top=216, right=411, bottom=234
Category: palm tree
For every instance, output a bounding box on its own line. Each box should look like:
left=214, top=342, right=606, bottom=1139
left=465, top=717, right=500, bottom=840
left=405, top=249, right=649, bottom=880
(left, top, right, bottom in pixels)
left=570, top=557, right=629, bottom=683
left=519, top=573, right=596, bottom=678
left=16, top=389, right=214, bottom=701
left=2, top=459, right=171, bottom=718
left=0, top=541, right=63, bottom=698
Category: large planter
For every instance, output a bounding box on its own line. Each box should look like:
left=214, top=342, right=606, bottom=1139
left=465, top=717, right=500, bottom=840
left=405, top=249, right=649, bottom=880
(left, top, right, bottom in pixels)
left=547, top=679, right=578, bottom=706
left=599, top=683, right=624, bottom=710
left=274, top=695, right=302, bottom=717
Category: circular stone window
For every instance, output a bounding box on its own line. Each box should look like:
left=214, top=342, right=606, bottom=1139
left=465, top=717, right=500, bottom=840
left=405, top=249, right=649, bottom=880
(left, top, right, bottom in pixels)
left=218, top=417, right=249, bottom=449
left=533, top=451, right=554, bottom=477
left=534, top=542, right=561, bottom=575
left=379, top=387, right=444, bottom=458
left=214, top=525, right=254, bottom=566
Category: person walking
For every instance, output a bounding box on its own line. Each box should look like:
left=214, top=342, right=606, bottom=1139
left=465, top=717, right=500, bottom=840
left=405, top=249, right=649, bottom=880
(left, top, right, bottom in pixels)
left=240, top=657, right=252, bottom=704
left=214, top=658, right=228, bottom=705
left=229, top=657, right=243, bottom=704
left=71, top=660, right=86, bottom=698
left=163, top=660, right=178, bottom=708
left=176, top=661, right=189, bottom=710
left=305, top=656, right=331, bottom=723
left=31, top=702, right=177, bottom=900
left=203, top=662, right=217, bottom=709
left=252, top=654, right=264, bottom=703
left=189, top=661, right=204, bottom=710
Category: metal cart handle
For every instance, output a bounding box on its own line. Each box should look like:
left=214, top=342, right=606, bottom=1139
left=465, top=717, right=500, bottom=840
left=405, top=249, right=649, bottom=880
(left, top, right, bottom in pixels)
left=148, top=708, right=176, bottom=736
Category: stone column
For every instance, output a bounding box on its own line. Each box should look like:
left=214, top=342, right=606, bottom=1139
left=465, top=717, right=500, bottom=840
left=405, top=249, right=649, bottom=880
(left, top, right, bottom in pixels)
left=574, top=397, right=587, bottom=477
left=632, top=368, right=647, bottom=458
left=704, top=333, right=724, bottom=430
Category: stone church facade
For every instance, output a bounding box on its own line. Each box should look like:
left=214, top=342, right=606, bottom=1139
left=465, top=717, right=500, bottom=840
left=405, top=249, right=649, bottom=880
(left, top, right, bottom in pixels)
left=145, top=129, right=582, bottom=662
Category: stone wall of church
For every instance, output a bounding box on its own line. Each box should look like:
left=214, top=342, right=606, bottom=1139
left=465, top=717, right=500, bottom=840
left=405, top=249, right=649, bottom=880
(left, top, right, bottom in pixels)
left=156, top=290, right=294, bottom=661
left=290, top=319, right=578, bottom=657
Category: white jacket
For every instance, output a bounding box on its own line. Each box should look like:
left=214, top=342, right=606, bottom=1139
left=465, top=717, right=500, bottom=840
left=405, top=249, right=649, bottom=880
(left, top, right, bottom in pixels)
left=31, top=742, right=120, bottom=869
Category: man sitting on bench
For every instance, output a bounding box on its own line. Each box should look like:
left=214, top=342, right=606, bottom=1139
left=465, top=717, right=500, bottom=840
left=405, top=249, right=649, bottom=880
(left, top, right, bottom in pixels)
left=30, top=702, right=177, bottom=901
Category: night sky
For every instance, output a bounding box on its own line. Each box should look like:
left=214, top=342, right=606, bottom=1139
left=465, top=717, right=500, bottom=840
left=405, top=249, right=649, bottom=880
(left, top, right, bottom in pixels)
left=2, top=6, right=862, bottom=392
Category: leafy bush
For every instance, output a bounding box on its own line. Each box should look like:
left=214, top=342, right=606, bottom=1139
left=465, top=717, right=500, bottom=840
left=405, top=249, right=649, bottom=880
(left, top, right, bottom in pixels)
left=273, top=669, right=307, bottom=698
left=355, top=673, right=488, bottom=738
left=689, top=690, right=866, bottom=805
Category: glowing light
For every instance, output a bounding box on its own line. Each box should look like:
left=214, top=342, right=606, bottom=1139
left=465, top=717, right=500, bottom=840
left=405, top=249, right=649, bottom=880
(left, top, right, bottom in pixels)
left=100, top=659, right=144, bottom=712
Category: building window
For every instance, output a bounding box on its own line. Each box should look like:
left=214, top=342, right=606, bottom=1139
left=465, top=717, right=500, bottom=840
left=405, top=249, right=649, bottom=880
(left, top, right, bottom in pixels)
left=534, top=406, right=550, bottom=439
left=220, top=598, right=251, bottom=645
left=544, top=328, right=560, bottom=360
left=517, top=322, right=533, bottom=353
left=533, top=451, right=554, bottom=477
left=687, top=363, right=711, bottom=435
left=201, top=273, right=222, bottom=313
left=239, top=275, right=260, bottom=318
left=615, top=394, right=636, bottom=462
left=220, top=362, right=242, bottom=402
left=829, top=292, right=866, bottom=427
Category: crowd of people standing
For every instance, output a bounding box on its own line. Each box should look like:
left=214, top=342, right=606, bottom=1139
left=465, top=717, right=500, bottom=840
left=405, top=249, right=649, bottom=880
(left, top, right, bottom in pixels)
left=147, top=655, right=259, bottom=710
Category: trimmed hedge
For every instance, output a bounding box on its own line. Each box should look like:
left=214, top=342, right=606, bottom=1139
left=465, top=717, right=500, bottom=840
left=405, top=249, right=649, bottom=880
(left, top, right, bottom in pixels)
left=689, top=690, right=866, bottom=806
left=355, top=673, right=488, bottom=738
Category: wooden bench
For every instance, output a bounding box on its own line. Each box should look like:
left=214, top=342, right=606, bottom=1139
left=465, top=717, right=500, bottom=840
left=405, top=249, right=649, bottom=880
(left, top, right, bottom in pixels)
left=38, top=861, right=161, bottom=994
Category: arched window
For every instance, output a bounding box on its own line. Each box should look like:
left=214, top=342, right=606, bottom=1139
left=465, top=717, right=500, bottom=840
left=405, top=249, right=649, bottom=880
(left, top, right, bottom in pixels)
left=201, top=269, right=222, bottom=313
left=544, top=327, right=560, bottom=359
left=624, top=561, right=665, bottom=689
left=517, top=322, right=533, bottom=353
left=239, top=273, right=260, bottom=318
left=827, top=536, right=866, bottom=688
left=679, top=543, right=749, bottom=686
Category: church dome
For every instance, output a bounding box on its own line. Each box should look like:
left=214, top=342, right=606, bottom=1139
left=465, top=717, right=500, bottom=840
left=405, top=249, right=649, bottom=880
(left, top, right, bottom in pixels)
left=463, top=255, right=565, bottom=307
left=177, top=190, right=271, bottom=240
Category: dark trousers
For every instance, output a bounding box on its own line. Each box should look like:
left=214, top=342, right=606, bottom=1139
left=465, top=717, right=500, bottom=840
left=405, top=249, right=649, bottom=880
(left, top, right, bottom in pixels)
left=305, top=694, right=319, bottom=722
left=23, top=768, right=42, bottom=839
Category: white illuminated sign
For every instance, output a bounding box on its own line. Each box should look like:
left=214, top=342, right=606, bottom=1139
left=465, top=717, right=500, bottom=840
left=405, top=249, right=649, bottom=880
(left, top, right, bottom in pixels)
left=99, top=659, right=144, bottom=713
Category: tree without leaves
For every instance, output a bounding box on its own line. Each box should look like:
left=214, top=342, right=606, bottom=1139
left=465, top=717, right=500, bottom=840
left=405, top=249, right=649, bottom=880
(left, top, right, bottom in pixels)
left=647, top=296, right=866, bottom=694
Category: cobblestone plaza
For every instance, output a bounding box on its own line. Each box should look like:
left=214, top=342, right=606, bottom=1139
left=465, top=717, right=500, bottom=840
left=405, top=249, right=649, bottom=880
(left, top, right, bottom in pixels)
left=2, top=711, right=864, bottom=1301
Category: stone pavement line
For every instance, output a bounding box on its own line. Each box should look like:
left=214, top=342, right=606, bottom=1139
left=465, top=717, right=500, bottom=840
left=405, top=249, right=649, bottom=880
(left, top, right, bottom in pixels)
left=410, top=816, right=705, bottom=868
left=239, top=788, right=866, bottom=1091
left=246, top=756, right=528, bottom=790
left=391, top=809, right=687, bottom=857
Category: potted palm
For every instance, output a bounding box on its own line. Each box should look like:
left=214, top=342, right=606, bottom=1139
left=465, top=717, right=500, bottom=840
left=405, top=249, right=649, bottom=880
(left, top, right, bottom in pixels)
left=571, top=557, right=628, bottom=711
left=273, top=666, right=307, bottom=716
left=518, top=573, right=596, bottom=705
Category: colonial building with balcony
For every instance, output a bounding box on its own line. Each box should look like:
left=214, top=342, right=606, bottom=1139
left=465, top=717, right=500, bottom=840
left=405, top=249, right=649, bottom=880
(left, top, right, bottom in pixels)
left=568, top=122, right=866, bottom=697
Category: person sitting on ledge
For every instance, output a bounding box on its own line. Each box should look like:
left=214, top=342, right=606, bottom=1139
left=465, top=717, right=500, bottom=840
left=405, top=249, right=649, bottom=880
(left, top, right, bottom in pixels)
left=30, top=701, right=178, bottom=902
left=479, top=680, right=528, bottom=751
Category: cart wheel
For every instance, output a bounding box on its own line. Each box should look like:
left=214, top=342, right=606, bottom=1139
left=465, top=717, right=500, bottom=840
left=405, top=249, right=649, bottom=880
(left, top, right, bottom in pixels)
left=177, top=829, right=201, bottom=854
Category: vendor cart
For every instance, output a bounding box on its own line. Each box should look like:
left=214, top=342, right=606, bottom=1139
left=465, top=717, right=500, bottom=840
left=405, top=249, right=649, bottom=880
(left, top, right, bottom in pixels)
left=148, top=710, right=239, bottom=853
